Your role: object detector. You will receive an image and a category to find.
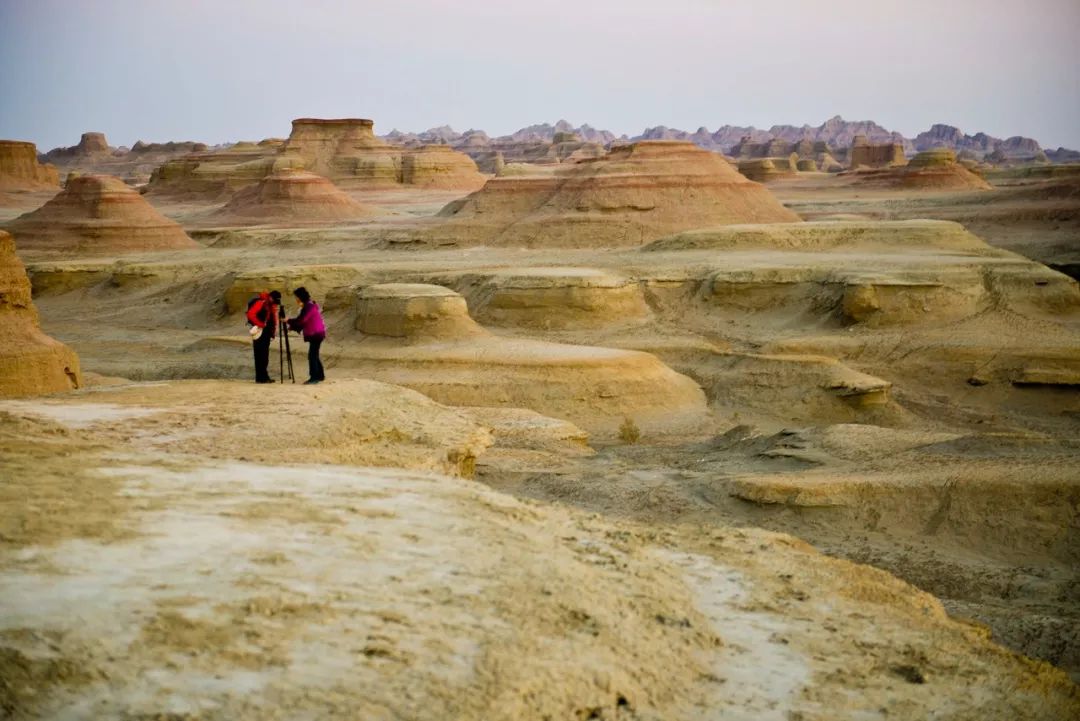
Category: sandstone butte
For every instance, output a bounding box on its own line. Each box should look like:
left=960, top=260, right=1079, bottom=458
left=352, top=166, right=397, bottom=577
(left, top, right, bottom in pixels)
left=5, top=174, right=199, bottom=253
left=0, top=140, right=60, bottom=191
left=146, top=139, right=294, bottom=199
left=433, top=140, right=802, bottom=247
left=146, top=118, right=485, bottom=199
left=0, top=230, right=81, bottom=396
left=208, top=169, right=385, bottom=225
left=41, top=132, right=210, bottom=185
left=848, top=134, right=907, bottom=169
left=737, top=155, right=801, bottom=182
left=842, top=148, right=994, bottom=191
left=43, top=131, right=112, bottom=162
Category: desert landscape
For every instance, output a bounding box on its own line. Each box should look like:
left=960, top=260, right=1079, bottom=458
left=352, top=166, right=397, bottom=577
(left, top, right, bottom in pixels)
left=1, top=2, right=1078, bottom=719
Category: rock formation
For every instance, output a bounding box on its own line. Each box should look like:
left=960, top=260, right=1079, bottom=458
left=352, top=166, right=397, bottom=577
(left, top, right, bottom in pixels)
left=434, top=141, right=800, bottom=247
left=147, top=143, right=297, bottom=199
left=0, top=140, right=60, bottom=191
left=224, top=265, right=367, bottom=315
left=737, top=155, right=800, bottom=182
left=42, top=132, right=112, bottom=163
left=42, top=132, right=212, bottom=185
left=842, top=149, right=993, bottom=190
left=384, top=116, right=1078, bottom=168
left=348, top=283, right=708, bottom=435
left=281, top=118, right=484, bottom=190
left=6, top=175, right=199, bottom=253
left=0, top=230, right=80, bottom=396
left=146, top=118, right=484, bottom=199
left=848, top=135, right=907, bottom=169
left=356, top=283, right=484, bottom=340
left=914, top=124, right=1052, bottom=163
left=463, top=268, right=652, bottom=330
left=208, top=169, right=384, bottom=225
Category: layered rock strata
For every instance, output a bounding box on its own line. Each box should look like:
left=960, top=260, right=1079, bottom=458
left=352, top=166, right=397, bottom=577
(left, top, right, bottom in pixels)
left=737, top=155, right=800, bottom=182
left=209, top=169, right=383, bottom=225
left=463, top=268, right=652, bottom=329
left=43, top=132, right=211, bottom=185
left=6, top=175, right=199, bottom=253
left=0, top=230, right=80, bottom=395
left=843, top=149, right=993, bottom=190
left=0, top=140, right=60, bottom=191
left=434, top=141, right=800, bottom=247
left=349, top=283, right=708, bottom=435
left=146, top=118, right=484, bottom=199
left=147, top=143, right=296, bottom=199
left=282, top=118, right=485, bottom=190
left=848, top=135, right=907, bottom=169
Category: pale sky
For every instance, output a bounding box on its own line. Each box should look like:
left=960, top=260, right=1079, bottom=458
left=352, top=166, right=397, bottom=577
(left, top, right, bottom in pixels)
left=1, top=0, right=1078, bottom=151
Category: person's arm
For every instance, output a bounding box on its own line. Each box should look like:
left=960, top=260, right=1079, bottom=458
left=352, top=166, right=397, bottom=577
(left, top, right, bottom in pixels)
left=288, top=302, right=309, bottom=332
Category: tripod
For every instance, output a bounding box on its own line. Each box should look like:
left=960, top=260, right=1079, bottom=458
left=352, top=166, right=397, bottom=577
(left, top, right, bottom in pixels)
left=278, top=314, right=295, bottom=384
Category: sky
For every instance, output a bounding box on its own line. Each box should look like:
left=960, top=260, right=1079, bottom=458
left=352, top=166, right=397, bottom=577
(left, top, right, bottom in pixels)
left=1, top=0, right=1078, bottom=151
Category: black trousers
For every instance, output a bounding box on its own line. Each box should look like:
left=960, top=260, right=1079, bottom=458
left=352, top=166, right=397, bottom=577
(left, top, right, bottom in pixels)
left=252, top=330, right=274, bottom=381
left=308, top=336, right=325, bottom=381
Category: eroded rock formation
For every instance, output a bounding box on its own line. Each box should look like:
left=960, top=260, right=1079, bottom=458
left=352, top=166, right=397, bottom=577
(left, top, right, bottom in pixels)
left=464, top=268, right=652, bottom=330
left=347, top=283, right=708, bottom=435
left=146, top=118, right=484, bottom=199
left=848, top=135, right=907, bottom=169
left=6, top=175, right=199, bottom=253
left=147, top=143, right=297, bottom=199
left=737, top=156, right=800, bottom=182
left=434, top=141, right=800, bottom=247
left=209, top=169, right=384, bottom=225
left=43, top=132, right=211, bottom=185
left=0, top=140, right=60, bottom=191
left=0, top=230, right=80, bottom=396
left=282, top=118, right=485, bottom=190
left=843, top=149, right=993, bottom=190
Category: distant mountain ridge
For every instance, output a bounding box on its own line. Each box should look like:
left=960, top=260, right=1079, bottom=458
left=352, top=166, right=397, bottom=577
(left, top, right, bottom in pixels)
left=382, top=116, right=1074, bottom=161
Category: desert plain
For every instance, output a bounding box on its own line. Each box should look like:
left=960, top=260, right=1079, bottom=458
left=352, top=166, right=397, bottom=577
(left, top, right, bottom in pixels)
left=0, top=114, right=1078, bottom=721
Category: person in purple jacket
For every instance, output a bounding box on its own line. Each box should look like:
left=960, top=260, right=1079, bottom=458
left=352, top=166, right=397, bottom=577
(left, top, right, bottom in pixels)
left=285, top=287, right=326, bottom=385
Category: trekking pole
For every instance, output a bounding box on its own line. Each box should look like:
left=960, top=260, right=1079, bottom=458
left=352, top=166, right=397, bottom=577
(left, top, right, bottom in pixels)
left=283, top=319, right=295, bottom=383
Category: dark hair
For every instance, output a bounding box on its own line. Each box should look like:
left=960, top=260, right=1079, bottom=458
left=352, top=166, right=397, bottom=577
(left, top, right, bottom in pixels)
left=269, top=290, right=282, bottom=303
left=293, top=287, right=311, bottom=303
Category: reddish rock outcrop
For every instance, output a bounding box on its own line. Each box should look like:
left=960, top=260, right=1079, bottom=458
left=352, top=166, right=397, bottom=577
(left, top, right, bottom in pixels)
left=209, top=169, right=383, bottom=225
left=435, top=140, right=800, bottom=247
left=0, top=230, right=80, bottom=396
left=6, top=175, right=199, bottom=253
left=0, top=141, right=60, bottom=191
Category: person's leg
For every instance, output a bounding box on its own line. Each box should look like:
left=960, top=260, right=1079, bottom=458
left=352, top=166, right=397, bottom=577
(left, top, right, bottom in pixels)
left=254, top=332, right=272, bottom=382
left=308, top=337, right=324, bottom=382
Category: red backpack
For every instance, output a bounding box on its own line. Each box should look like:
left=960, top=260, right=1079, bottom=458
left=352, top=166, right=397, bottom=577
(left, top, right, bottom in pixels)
left=246, top=295, right=267, bottom=327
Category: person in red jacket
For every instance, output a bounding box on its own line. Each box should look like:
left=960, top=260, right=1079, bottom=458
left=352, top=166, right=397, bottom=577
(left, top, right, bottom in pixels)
left=285, top=287, right=326, bottom=384
left=246, top=290, right=280, bottom=383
